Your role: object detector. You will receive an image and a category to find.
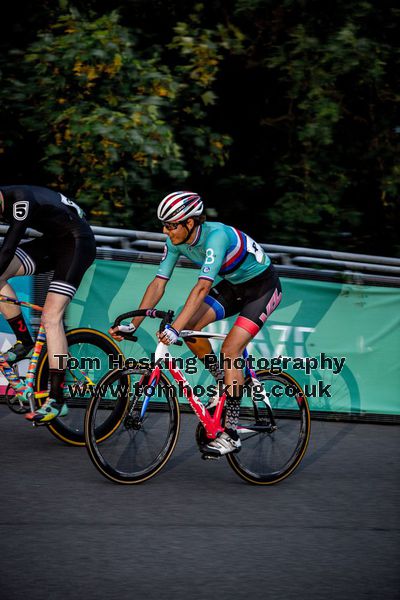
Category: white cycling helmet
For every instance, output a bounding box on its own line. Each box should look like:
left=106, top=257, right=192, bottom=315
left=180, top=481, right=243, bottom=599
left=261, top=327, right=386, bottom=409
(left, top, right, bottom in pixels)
left=157, top=191, right=203, bottom=223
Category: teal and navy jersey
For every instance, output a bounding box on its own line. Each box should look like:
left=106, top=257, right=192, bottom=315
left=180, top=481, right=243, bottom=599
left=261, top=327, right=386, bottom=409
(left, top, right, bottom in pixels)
left=156, top=222, right=271, bottom=284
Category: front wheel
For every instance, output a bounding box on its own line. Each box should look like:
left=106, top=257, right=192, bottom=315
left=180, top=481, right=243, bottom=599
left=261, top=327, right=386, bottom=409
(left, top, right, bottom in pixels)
left=35, top=328, right=126, bottom=446
left=85, top=367, right=180, bottom=484
left=6, top=384, right=29, bottom=414
left=227, top=370, right=311, bottom=485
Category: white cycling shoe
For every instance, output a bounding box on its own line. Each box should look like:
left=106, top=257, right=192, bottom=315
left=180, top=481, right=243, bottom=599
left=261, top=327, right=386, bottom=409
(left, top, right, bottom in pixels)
left=204, top=431, right=241, bottom=456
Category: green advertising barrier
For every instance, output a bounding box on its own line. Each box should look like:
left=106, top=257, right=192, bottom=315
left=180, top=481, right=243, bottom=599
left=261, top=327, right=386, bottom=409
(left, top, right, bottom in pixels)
left=67, top=259, right=400, bottom=418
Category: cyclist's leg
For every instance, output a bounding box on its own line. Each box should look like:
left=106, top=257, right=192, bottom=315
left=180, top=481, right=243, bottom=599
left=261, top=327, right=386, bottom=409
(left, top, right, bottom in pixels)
left=221, top=325, right=253, bottom=396
left=1, top=237, right=61, bottom=352
left=186, top=279, right=242, bottom=381
left=183, top=303, right=216, bottom=360
left=206, top=269, right=282, bottom=455
left=26, top=292, right=71, bottom=422
left=223, top=272, right=282, bottom=431
left=28, top=232, right=96, bottom=423
left=0, top=254, right=35, bottom=355
left=204, top=325, right=252, bottom=454
left=224, top=269, right=282, bottom=398
left=183, top=304, right=226, bottom=402
left=42, top=292, right=70, bottom=369
left=0, top=255, right=26, bottom=304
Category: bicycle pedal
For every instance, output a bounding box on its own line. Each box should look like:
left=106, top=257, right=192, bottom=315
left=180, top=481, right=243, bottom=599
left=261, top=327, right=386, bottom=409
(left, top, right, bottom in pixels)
left=25, top=414, right=46, bottom=427
left=200, top=451, right=221, bottom=461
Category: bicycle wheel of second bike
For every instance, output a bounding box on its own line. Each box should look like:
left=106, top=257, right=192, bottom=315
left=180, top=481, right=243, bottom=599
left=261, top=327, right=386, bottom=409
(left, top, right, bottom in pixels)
left=85, top=367, right=181, bottom=484
left=35, top=328, right=127, bottom=446
left=227, top=370, right=311, bottom=485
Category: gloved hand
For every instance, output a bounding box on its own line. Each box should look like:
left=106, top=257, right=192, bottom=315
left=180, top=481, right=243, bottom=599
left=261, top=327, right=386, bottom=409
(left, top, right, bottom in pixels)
left=159, top=324, right=180, bottom=345
left=117, top=323, right=136, bottom=334
left=109, top=322, right=136, bottom=341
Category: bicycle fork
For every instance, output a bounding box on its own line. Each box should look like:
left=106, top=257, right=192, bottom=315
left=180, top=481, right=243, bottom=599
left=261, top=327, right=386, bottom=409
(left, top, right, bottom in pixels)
left=124, top=362, right=161, bottom=430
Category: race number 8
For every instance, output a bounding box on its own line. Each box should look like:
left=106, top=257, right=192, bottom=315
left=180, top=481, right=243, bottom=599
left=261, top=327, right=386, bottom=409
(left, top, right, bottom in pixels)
left=205, top=248, right=215, bottom=264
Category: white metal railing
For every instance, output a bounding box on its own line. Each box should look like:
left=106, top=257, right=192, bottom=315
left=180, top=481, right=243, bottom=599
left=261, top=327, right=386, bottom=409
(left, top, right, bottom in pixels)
left=1, top=223, right=399, bottom=280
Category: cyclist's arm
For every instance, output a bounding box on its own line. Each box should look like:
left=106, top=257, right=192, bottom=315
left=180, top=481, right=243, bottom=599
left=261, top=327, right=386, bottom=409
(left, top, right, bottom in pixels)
left=132, top=276, right=168, bottom=328
left=109, top=276, right=168, bottom=340
left=156, top=239, right=180, bottom=280
left=171, top=278, right=213, bottom=333
left=110, top=237, right=181, bottom=339
left=0, top=207, right=34, bottom=276
left=169, top=231, right=229, bottom=332
left=133, top=239, right=180, bottom=327
left=196, top=229, right=230, bottom=283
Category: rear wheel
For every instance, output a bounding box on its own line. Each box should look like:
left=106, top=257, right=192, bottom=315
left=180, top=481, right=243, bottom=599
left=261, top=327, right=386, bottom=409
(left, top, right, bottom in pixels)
left=85, top=367, right=180, bottom=484
left=35, top=328, right=126, bottom=446
left=227, top=370, right=311, bottom=484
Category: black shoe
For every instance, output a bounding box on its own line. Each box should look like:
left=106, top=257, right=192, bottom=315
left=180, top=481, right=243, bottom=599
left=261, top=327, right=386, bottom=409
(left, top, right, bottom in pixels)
left=2, top=341, right=34, bottom=365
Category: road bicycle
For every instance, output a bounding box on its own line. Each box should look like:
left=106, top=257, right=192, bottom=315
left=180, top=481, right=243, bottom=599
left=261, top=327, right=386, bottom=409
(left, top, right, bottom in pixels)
left=85, top=309, right=311, bottom=485
left=0, top=294, right=127, bottom=445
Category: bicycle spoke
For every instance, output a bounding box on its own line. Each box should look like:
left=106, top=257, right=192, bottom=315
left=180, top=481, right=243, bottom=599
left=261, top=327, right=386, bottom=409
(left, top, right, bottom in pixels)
left=85, top=367, right=180, bottom=484
left=35, top=329, right=126, bottom=445
left=227, top=371, right=311, bottom=484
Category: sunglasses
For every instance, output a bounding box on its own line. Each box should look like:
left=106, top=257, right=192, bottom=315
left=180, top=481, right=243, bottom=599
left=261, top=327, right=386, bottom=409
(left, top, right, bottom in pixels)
left=162, top=222, right=182, bottom=231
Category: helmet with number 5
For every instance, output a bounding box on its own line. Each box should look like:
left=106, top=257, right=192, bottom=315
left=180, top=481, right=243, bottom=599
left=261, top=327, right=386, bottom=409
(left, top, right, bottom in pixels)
left=157, top=191, right=203, bottom=223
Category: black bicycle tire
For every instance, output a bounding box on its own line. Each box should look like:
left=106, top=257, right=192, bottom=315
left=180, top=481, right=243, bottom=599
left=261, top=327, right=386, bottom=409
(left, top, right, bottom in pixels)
left=35, top=328, right=125, bottom=446
left=227, top=370, right=311, bottom=485
left=85, top=366, right=180, bottom=484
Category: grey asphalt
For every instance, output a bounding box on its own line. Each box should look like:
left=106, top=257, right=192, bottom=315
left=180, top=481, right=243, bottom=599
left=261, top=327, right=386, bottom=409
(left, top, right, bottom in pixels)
left=0, top=404, right=399, bottom=600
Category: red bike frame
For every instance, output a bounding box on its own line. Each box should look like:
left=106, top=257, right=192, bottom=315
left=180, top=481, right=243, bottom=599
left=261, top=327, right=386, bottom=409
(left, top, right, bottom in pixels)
left=138, top=336, right=227, bottom=439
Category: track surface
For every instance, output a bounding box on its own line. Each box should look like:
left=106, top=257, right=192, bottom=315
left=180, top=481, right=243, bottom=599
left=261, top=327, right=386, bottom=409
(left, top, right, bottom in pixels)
left=0, top=405, right=399, bottom=600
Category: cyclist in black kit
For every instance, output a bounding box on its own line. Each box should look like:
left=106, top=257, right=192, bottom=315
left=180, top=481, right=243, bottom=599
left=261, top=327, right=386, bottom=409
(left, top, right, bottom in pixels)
left=0, top=185, right=96, bottom=423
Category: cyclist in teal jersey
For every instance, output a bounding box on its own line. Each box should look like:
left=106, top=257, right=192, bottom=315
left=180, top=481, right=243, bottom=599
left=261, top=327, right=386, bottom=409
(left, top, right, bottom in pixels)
left=110, top=191, right=282, bottom=456
left=157, top=220, right=270, bottom=284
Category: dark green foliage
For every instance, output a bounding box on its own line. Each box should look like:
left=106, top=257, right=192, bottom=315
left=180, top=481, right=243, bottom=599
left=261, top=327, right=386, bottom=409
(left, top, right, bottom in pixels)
left=0, top=1, right=398, bottom=254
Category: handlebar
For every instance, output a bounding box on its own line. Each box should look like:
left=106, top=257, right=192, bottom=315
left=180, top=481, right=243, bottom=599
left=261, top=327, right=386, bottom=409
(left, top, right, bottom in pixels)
left=112, top=309, right=183, bottom=346
left=113, top=309, right=175, bottom=327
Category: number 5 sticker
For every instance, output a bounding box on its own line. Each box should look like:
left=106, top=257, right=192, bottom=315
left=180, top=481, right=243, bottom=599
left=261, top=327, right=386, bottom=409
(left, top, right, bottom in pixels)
left=13, top=201, right=29, bottom=221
